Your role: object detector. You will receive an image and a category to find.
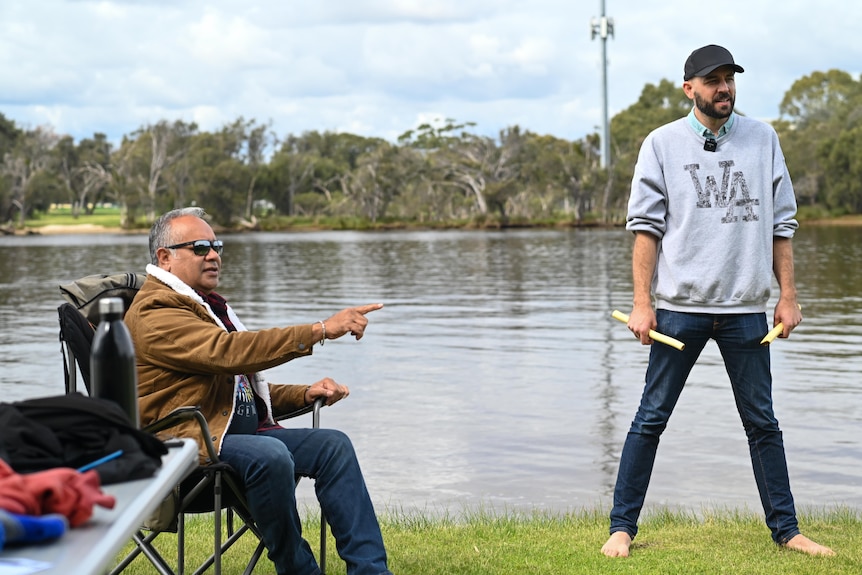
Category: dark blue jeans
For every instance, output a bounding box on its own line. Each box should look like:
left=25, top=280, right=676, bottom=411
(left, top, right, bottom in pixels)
left=609, top=310, right=801, bottom=544
left=219, top=428, right=391, bottom=575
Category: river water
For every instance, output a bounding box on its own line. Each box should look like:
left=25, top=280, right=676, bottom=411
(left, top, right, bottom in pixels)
left=1, top=226, right=859, bottom=516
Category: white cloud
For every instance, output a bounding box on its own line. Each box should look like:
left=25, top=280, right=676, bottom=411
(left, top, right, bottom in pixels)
left=185, top=10, right=276, bottom=69
left=511, top=37, right=554, bottom=75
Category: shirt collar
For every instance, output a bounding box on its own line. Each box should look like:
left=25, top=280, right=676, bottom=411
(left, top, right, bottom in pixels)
left=687, top=108, right=734, bottom=139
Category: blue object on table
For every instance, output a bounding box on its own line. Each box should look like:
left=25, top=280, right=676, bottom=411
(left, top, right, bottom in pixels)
left=0, top=510, right=68, bottom=550
left=76, top=450, right=124, bottom=473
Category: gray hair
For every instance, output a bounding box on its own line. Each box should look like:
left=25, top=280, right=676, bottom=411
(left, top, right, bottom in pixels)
left=148, top=207, right=207, bottom=265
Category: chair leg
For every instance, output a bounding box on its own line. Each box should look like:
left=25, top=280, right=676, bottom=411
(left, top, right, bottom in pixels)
left=190, top=522, right=251, bottom=575
left=131, top=530, right=176, bottom=575
left=213, top=472, right=222, bottom=575
left=320, top=513, right=328, bottom=575
left=313, top=399, right=328, bottom=574
left=244, top=542, right=267, bottom=575
left=110, top=529, right=176, bottom=575
left=177, top=511, right=185, bottom=575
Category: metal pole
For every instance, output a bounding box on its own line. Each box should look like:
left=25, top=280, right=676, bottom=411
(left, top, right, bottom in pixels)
left=591, top=1, right=614, bottom=171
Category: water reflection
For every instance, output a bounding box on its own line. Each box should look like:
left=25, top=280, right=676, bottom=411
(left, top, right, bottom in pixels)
left=0, top=226, right=859, bottom=514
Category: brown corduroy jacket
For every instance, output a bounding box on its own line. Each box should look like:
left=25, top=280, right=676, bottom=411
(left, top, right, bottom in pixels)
left=125, top=273, right=315, bottom=463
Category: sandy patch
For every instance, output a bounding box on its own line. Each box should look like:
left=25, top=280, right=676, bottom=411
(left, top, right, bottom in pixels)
left=24, top=224, right=144, bottom=235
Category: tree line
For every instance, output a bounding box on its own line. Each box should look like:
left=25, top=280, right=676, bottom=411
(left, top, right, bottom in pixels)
left=1, top=68, right=860, bottom=230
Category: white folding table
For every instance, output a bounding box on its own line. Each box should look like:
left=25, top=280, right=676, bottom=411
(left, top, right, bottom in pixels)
left=0, top=438, right=197, bottom=575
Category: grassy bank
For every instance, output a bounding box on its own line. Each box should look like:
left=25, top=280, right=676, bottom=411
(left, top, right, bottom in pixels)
left=21, top=208, right=595, bottom=233
left=114, top=507, right=861, bottom=574
left=22, top=206, right=126, bottom=228
left=18, top=206, right=862, bottom=235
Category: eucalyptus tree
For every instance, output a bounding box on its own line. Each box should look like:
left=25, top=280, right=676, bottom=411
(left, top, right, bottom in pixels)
left=391, top=126, right=452, bottom=222
left=0, top=114, right=22, bottom=220
left=1, top=126, right=59, bottom=226
left=138, top=120, right=197, bottom=222
left=181, top=128, right=246, bottom=225
left=0, top=113, right=21, bottom=160
left=400, top=119, right=528, bottom=221
left=198, top=117, right=276, bottom=221
left=405, top=123, right=527, bottom=223
left=54, top=133, right=112, bottom=216
left=162, top=146, right=193, bottom=210
left=818, top=125, right=862, bottom=213
left=344, top=141, right=422, bottom=222
left=481, top=126, right=526, bottom=223
left=109, top=134, right=149, bottom=227
left=777, top=69, right=862, bottom=211
left=519, top=132, right=599, bottom=223
left=51, top=136, right=78, bottom=209
left=264, top=134, right=317, bottom=216
left=240, top=119, right=275, bottom=220
left=77, top=161, right=114, bottom=214
left=273, top=131, right=387, bottom=217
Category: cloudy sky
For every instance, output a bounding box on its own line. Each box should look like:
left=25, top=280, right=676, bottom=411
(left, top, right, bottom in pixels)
left=2, top=0, right=859, bottom=147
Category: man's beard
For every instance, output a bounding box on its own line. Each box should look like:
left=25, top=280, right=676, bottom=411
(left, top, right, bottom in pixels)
left=694, top=92, right=734, bottom=120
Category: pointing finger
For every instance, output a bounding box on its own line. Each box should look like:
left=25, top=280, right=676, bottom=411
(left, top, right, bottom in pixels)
left=354, top=303, right=384, bottom=315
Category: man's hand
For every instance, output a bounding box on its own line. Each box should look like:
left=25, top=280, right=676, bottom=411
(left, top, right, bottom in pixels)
left=774, top=300, right=803, bottom=339
left=304, top=377, right=350, bottom=406
left=321, top=303, right=383, bottom=342
left=628, top=305, right=657, bottom=346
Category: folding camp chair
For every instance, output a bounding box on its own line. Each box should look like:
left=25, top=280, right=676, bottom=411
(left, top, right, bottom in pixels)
left=58, top=275, right=329, bottom=575
left=116, top=401, right=327, bottom=575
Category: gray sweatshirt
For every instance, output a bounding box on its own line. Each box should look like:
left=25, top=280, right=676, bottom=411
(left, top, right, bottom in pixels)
left=626, top=113, right=798, bottom=313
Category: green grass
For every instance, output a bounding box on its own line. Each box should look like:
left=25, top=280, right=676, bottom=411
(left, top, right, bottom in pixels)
left=24, top=205, right=123, bottom=228
left=113, top=506, right=861, bottom=574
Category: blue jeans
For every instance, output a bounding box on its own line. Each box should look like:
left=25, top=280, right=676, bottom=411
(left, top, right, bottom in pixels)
left=219, top=428, right=391, bottom=575
left=609, top=310, right=800, bottom=544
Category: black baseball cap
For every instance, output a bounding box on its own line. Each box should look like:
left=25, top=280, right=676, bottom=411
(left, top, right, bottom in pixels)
left=683, top=45, right=744, bottom=81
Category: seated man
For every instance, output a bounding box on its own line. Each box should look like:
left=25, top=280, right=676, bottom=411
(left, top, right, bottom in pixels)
left=125, top=207, right=392, bottom=575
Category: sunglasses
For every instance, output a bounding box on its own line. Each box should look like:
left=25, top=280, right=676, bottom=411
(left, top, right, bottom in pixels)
left=165, top=239, right=224, bottom=257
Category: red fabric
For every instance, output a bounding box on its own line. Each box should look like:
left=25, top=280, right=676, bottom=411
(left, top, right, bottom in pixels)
left=0, top=459, right=115, bottom=527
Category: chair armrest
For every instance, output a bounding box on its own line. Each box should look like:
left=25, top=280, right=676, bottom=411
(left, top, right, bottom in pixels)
left=274, top=397, right=324, bottom=429
left=143, top=406, right=220, bottom=463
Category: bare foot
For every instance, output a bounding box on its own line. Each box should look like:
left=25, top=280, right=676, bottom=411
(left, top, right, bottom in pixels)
left=601, top=531, right=632, bottom=557
left=782, top=534, right=835, bottom=556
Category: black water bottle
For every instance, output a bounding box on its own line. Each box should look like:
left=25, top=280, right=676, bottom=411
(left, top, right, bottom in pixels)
left=90, top=297, right=139, bottom=427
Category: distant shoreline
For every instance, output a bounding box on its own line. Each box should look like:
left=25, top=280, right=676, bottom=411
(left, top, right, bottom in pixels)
left=14, top=224, right=148, bottom=235
left=9, top=215, right=862, bottom=236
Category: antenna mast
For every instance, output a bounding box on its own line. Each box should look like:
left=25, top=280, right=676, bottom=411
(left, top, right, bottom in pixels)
left=590, top=1, right=614, bottom=171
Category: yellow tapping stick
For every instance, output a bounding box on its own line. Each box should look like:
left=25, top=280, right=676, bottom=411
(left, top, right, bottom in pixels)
left=760, top=304, right=803, bottom=345
left=611, top=310, right=686, bottom=351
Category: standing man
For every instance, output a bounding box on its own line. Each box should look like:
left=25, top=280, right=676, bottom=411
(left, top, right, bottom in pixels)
left=601, top=45, right=834, bottom=558
left=126, top=207, right=394, bottom=575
